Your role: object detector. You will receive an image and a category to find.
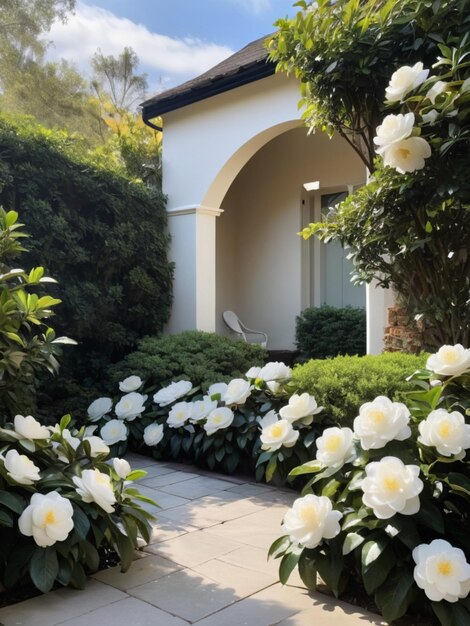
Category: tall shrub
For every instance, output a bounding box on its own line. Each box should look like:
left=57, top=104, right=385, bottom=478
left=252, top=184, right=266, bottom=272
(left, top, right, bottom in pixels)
left=0, top=114, right=173, bottom=408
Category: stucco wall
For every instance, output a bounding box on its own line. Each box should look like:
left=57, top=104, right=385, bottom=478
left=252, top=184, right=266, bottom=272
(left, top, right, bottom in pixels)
left=216, top=126, right=366, bottom=350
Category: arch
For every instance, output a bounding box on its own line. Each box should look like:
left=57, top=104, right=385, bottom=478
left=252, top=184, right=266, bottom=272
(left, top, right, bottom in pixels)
left=202, top=119, right=302, bottom=209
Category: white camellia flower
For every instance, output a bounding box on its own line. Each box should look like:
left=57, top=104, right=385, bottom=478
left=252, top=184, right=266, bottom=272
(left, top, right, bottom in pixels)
left=204, top=407, right=234, bottom=436
left=353, top=396, right=411, bottom=450
left=279, top=393, right=323, bottom=426
left=62, top=428, right=81, bottom=451
left=258, top=362, right=292, bottom=382
left=426, top=344, right=470, bottom=377
left=418, top=409, right=470, bottom=458
left=191, top=397, right=217, bottom=423
left=100, top=419, right=128, bottom=446
left=223, top=379, right=251, bottom=406
left=143, top=422, right=164, bottom=446
left=87, top=397, right=112, bottom=422
left=2, top=449, right=40, bottom=485
left=426, top=80, right=448, bottom=104
left=361, top=456, right=423, bottom=519
left=316, top=427, right=355, bottom=467
left=18, top=491, right=74, bottom=547
left=413, top=539, right=470, bottom=602
left=373, top=112, right=415, bottom=154
left=385, top=62, right=429, bottom=103
left=266, top=381, right=281, bottom=394
left=245, top=366, right=261, bottom=379
left=14, top=414, right=50, bottom=440
left=167, top=401, right=193, bottom=428
left=382, top=136, right=432, bottom=174
left=207, top=382, right=228, bottom=399
left=115, top=392, right=147, bottom=421
left=283, top=494, right=342, bottom=549
left=422, top=109, right=439, bottom=125
left=83, top=436, right=110, bottom=458
left=153, top=380, right=192, bottom=406
left=113, top=458, right=131, bottom=479
left=73, top=468, right=116, bottom=513
left=259, top=410, right=299, bottom=452
left=119, top=375, right=143, bottom=393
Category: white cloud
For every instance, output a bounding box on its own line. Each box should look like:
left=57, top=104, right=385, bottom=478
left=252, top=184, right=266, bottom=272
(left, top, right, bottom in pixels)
left=45, top=2, right=234, bottom=88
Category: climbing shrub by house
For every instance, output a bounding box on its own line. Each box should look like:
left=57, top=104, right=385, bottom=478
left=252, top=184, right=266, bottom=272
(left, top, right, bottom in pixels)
left=0, top=114, right=173, bottom=412
left=0, top=413, right=154, bottom=594
left=270, top=344, right=470, bottom=626
left=295, top=305, right=366, bottom=360
left=291, top=353, right=428, bottom=427
left=109, top=331, right=267, bottom=392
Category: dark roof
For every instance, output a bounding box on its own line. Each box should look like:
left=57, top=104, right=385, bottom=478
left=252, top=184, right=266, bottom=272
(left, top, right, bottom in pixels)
left=141, top=35, right=275, bottom=122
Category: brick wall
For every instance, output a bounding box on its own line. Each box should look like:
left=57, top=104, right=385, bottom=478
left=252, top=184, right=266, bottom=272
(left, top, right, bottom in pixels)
left=384, top=306, right=424, bottom=354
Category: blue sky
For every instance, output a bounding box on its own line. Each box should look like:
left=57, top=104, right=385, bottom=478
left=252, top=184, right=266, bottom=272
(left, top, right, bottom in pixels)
left=46, top=0, right=297, bottom=95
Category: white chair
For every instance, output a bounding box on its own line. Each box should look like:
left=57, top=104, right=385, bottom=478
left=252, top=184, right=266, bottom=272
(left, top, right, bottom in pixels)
left=223, top=310, right=268, bottom=348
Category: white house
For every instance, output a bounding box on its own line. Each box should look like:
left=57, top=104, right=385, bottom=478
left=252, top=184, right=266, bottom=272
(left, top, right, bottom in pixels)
left=141, top=36, right=394, bottom=353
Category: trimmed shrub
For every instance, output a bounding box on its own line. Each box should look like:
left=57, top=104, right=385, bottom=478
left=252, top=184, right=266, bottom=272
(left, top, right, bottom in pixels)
left=0, top=114, right=173, bottom=407
left=291, top=352, right=428, bottom=427
left=295, top=305, right=366, bottom=360
left=109, top=331, right=267, bottom=392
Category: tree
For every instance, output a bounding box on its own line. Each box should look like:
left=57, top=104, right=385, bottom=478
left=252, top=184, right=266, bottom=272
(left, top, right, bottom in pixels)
left=269, top=0, right=470, bottom=349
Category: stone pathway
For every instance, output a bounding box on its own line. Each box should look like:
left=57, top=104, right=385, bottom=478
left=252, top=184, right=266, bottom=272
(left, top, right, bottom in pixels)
left=0, top=454, right=385, bottom=626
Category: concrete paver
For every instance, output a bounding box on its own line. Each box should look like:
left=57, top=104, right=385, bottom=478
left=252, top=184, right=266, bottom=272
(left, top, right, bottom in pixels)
left=0, top=456, right=385, bottom=626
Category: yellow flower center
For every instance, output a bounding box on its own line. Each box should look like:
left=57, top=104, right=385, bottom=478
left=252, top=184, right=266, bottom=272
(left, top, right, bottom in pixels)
left=325, top=435, right=342, bottom=453
left=95, top=471, right=108, bottom=485
left=369, top=409, right=385, bottom=425
left=299, top=505, right=317, bottom=525
left=438, top=421, right=452, bottom=438
left=437, top=560, right=453, bottom=576
left=271, top=424, right=284, bottom=438
left=45, top=510, right=56, bottom=525
left=176, top=411, right=185, bottom=419
left=398, top=147, right=411, bottom=160
left=384, top=477, right=400, bottom=492
left=213, top=415, right=223, bottom=424
left=442, top=348, right=458, bottom=364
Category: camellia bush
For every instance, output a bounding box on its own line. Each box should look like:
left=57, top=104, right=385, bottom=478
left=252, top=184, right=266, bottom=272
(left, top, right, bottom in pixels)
left=0, top=209, right=74, bottom=422
left=269, top=344, right=470, bottom=626
left=0, top=412, right=155, bottom=593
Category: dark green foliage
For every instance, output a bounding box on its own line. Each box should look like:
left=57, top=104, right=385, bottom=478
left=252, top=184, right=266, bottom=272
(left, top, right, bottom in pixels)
left=0, top=114, right=173, bottom=411
left=110, top=331, right=267, bottom=392
left=295, top=306, right=366, bottom=360
left=292, top=352, right=428, bottom=426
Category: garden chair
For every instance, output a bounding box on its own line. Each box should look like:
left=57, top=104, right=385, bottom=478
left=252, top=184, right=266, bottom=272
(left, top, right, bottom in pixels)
left=222, top=310, right=268, bottom=348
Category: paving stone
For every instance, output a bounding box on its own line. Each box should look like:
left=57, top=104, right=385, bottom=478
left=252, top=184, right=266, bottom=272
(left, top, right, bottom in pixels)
left=130, top=567, right=256, bottom=623
left=225, top=483, right=277, bottom=497
left=192, top=558, right=277, bottom=592
left=92, top=554, right=182, bottom=590
left=139, top=470, right=200, bottom=488
left=271, top=595, right=386, bottom=625
left=55, top=596, right=189, bottom=626
left=0, top=580, right=127, bottom=626
left=148, top=518, right=199, bottom=544
left=133, top=484, right=190, bottom=512
left=158, top=475, right=238, bottom=499
left=143, top=529, right=242, bottom=567
left=202, top=509, right=285, bottom=549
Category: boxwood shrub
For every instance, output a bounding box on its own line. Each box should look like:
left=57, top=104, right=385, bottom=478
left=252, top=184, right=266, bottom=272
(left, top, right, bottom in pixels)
left=109, top=331, right=268, bottom=392
left=296, top=305, right=366, bottom=360
left=291, top=352, right=428, bottom=427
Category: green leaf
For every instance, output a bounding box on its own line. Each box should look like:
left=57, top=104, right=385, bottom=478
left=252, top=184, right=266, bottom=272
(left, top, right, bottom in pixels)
left=342, top=532, right=364, bottom=556
left=80, top=541, right=100, bottom=571
left=126, top=470, right=147, bottom=482
left=289, top=460, right=323, bottom=476
left=268, top=535, right=291, bottom=559
left=266, top=455, right=278, bottom=482
left=0, top=508, right=13, bottom=527
left=279, top=552, right=300, bottom=585
left=447, top=472, right=470, bottom=497
left=374, top=569, right=415, bottom=622
left=0, top=490, right=24, bottom=514
left=59, top=414, right=72, bottom=432
left=112, top=527, right=134, bottom=573
left=72, top=505, right=90, bottom=540
left=298, top=553, right=317, bottom=590
left=361, top=538, right=388, bottom=571
left=30, top=547, right=59, bottom=593
left=362, top=544, right=395, bottom=595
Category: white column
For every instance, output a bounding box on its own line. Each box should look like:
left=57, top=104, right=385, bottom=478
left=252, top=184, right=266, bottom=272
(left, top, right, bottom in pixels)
left=165, top=205, right=223, bottom=335
left=366, top=279, right=395, bottom=354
